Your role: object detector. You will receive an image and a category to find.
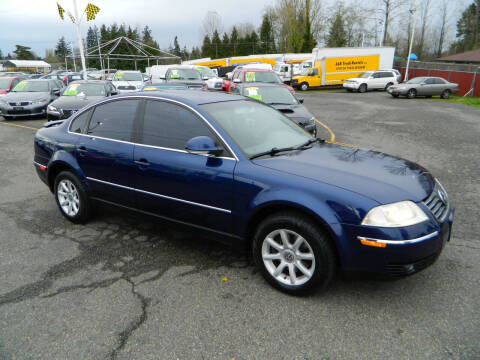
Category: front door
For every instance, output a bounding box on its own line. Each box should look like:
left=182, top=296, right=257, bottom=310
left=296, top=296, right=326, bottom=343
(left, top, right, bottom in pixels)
left=133, top=99, right=236, bottom=234
left=76, top=99, right=141, bottom=207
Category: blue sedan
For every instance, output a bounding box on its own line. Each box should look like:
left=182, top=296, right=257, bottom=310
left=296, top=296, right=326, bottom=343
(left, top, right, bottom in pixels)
left=33, top=90, right=454, bottom=294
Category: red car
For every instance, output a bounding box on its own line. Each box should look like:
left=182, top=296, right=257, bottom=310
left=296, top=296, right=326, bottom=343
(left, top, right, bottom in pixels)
left=223, top=68, right=294, bottom=93
left=0, top=76, right=26, bottom=96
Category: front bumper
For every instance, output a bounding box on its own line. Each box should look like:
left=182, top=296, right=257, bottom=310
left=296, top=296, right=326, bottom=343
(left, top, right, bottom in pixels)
left=117, top=88, right=141, bottom=94
left=0, top=103, right=48, bottom=117
left=338, top=207, right=454, bottom=277
left=343, top=82, right=360, bottom=90
left=388, top=87, right=408, bottom=96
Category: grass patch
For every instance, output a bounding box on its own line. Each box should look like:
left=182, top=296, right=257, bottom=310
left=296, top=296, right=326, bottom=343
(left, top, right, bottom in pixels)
left=433, top=96, right=480, bottom=109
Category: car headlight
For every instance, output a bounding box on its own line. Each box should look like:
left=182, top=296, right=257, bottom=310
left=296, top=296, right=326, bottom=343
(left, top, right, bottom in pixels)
left=48, top=105, right=58, bottom=112
left=362, top=201, right=428, bottom=227
left=33, top=98, right=48, bottom=104
left=136, top=84, right=142, bottom=89
left=309, top=116, right=315, bottom=124
left=0, top=98, right=6, bottom=105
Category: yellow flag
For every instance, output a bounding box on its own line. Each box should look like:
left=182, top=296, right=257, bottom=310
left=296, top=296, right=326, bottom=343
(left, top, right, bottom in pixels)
left=86, top=3, right=100, bottom=21
left=67, top=11, right=76, bottom=24
left=57, top=2, right=64, bottom=20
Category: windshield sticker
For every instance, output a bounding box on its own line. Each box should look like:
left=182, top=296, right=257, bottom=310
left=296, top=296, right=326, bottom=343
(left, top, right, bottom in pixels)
left=245, top=87, right=259, bottom=95
left=64, top=83, right=80, bottom=95
left=247, top=94, right=262, bottom=101
left=196, top=67, right=203, bottom=74
left=14, top=81, right=27, bottom=91
left=170, top=70, right=180, bottom=79
left=143, top=87, right=157, bottom=91
left=245, top=72, right=256, bottom=82
left=114, top=72, right=124, bottom=80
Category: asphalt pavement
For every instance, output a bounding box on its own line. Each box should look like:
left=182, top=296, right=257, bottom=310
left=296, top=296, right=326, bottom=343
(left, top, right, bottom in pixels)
left=0, top=91, right=479, bottom=359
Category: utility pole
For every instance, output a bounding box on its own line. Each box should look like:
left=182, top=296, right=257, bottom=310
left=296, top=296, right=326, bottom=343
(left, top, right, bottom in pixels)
left=72, top=0, right=87, bottom=79
left=405, top=8, right=416, bottom=82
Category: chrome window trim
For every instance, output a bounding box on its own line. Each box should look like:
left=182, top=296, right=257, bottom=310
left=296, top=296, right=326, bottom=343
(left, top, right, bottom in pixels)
left=86, top=176, right=232, bottom=214
left=67, top=95, right=240, bottom=161
left=357, top=231, right=439, bottom=245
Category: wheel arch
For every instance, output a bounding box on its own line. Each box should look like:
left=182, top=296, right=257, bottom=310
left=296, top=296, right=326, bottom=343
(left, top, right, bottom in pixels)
left=47, top=151, right=86, bottom=192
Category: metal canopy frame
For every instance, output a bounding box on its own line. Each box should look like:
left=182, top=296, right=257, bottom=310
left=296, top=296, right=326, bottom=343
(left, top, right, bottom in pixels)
left=67, top=36, right=181, bottom=71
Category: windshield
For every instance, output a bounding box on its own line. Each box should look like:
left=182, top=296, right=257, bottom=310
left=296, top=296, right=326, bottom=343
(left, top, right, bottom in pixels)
left=243, top=86, right=297, bottom=105
left=244, top=71, right=281, bottom=84
left=63, top=83, right=105, bottom=96
left=196, top=67, right=215, bottom=78
left=168, top=69, right=201, bottom=80
left=114, top=72, right=142, bottom=81
left=200, top=100, right=311, bottom=158
left=12, top=81, right=49, bottom=92
left=406, top=77, right=426, bottom=84
left=0, top=79, right=11, bottom=89
left=359, top=72, right=373, bottom=78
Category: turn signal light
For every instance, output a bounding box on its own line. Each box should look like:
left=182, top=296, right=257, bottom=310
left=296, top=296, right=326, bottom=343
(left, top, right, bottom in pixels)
left=39, top=165, right=46, bottom=171
left=360, top=239, right=387, bottom=248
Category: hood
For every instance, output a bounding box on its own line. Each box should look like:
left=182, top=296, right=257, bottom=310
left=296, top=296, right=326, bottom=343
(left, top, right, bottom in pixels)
left=50, top=95, right=104, bottom=110
left=270, top=104, right=313, bottom=124
left=3, top=91, right=51, bottom=102
left=112, top=80, right=143, bottom=86
left=167, top=79, right=204, bottom=88
left=253, top=142, right=434, bottom=204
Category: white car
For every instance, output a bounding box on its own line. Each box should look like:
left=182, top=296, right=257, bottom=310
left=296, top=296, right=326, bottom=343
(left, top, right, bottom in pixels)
left=194, top=66, right=223, bottom=90
left=111, top=70, right=145, bottom=93
left=343, top=70, right=399, bottom=93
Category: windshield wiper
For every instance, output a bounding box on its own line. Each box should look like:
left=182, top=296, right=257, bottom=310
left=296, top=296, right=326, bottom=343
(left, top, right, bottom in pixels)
left=250, top=139, right=321, bottom=160
left=268, top=102, right=293, bottom=105
left=294, top=138, right=322, bottom=149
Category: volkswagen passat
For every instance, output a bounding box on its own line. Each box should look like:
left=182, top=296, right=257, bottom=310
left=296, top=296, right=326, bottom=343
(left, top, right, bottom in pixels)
left=33, top=91, right=454, bottom=294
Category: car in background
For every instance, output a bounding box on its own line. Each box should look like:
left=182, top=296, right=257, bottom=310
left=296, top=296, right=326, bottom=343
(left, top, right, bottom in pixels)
left=160, top=66, right=206, bottom=89
left=112, top=70, right=145, bottom=93
left=232, top=83, right=316, bottom=135
left=40, top=74, right=66, bottom=90
left=0, top=79, right=61, bottom=119
left=388, top=77, right=459, bottom=99
left=47, top=80, right=118, bottom=120
left=194, top=66, right=223, bottom=90
left=33, top=90, right=453, bottom=295
left=141, top=84, right=189, bottom=91
left=343, top=70, right=399, bottom=93
left=223, top=68, right=294, bottom=93
left=1, top=72, right=26, bottom=78
left=0, top=76, right=26, bottom=96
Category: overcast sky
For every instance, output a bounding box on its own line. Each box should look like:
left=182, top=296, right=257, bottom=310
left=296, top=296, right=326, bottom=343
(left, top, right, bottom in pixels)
left=0, top=0, right=276, bottom=57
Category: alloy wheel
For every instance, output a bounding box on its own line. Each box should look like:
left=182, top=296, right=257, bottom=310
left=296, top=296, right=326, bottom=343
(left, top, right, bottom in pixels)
left=57, top=179, right=80, bottom=217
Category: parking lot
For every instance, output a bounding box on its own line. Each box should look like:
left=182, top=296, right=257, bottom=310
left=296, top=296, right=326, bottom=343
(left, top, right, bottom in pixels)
left=0, top=91, right=479, bottom=359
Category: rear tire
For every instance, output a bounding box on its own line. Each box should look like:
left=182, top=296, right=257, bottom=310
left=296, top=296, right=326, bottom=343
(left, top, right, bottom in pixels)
left=54, top=171, right=91, bottom=223
left=252, top=212, right=337, bottom=295
left=300, top=82, right=309, bottom=91
left=441, top=89, right=451, bottom=99
left=358, top=84, right=367, bottom=93
left=407, top=89, right=417, bottom=99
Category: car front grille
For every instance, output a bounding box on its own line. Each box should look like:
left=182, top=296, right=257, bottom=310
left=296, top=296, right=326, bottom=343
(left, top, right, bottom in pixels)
left=423, top=182, right=450, bottom=222
left=117, top=86, right=136, bottom=90
left=386, top=251, right=440, bottom=277
left=62, top=109, right=78, bottom=117
left=9, top=101, right=31, bottom=106
left=7, top=109, right=31, bottom=114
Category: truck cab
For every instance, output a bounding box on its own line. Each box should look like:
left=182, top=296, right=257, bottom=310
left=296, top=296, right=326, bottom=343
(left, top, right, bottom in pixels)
left=291, top=67, right=322, bottom=91
left=273, top=63, right=292, bottom=84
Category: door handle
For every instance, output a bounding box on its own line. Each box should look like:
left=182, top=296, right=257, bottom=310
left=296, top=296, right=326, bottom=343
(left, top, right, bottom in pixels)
left=134, top=159, right=150, bottom=167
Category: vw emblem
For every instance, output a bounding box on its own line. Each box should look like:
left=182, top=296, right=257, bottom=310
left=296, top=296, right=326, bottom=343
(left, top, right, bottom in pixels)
left=438, top=189, right=446, bottom=204
left=16, top=102, right=21, bottom=106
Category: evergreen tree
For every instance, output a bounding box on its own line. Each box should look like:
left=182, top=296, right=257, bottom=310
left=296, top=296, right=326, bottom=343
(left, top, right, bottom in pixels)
left=301, top=0, right=316, bottom=52
left=221, top=32, right=230, bottom=58
left=86, top=26, right=98, bottom=49
left=173, top=36, right=182, bottom=57
left=55, top=37, right=69, bottom=61
left=211, top=30, right=221, bottom=59
left=127, top=26, right=138, bottom=41
left=0, top=49, right=4, bottom=60
left=260, top=13, right=275, bottom=54
left=142, top=25, right=154, bottom=46
left=100, top=24, right=109, bottom=41
left=250, top=31, right=259, bottom=54
left=110, top=23, right=119, bottom=39
left=201, top=35, right=212, bottom=58
left=191, top=46, right=201, bottom=59
left=326, top=12, right=347, bottom=47
left=230, top=26, right=239, bottom=56
left=453, top=2, right=479, bottom=52
left=13, top=45, right=35, bottom=59
left=182, top=46, right=189, bottom=60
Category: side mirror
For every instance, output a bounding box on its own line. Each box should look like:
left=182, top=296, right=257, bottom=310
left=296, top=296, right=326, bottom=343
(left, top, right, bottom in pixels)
left=202, top=76, right=209, bottom=81
left=52, top=89, right=60, bottom=96
left=226, top=73, right=233, bottom=80
left=420, top=82, right=426, bottom=86
left=110, top=90, right=118, bottom=96
left=186, top=136, right=222, bottom=157
left=297, top=98, right=304, bottom=104
left=233, top=78, right=241, bottom=84
left=159, top=76, right=166, bottom=80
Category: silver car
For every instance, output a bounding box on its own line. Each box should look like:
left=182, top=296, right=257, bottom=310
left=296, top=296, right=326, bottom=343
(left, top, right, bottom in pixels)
left=388, top=77, right=459, bottom=99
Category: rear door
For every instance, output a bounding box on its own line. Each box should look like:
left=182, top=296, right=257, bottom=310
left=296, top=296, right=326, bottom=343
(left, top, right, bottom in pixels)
left=75, top=99, right=141, bottom=207
left=420, top=78, right=435, bottom=95
left=132, top=99, right=236, bottom=234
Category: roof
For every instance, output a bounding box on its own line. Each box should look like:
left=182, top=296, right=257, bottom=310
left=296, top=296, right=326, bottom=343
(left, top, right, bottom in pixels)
left=438, top=49, right=480, bottom=63
left=120, top=89, right=243, bottom=107
left=237, top=68, right=273, bottom=72
left=5, top=60, right=51, bottom=68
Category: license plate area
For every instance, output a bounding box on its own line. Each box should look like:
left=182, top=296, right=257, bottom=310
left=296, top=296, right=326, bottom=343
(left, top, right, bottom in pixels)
left=13, top=106, right=24, bottom=110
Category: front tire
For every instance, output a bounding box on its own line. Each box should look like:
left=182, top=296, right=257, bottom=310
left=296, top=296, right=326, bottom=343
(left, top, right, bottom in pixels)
left=252, top=212, right=336, bottom=295
left=358, top=84, right=367, bottom=93
left=54, top=171, right=91, bottom=223
left=385, top=82, right=393, bottom=91
left=441, top=89, right=451, bottom=99
left=300, top=82, right=309, bottom=91
left=407, top=89, right=417, bottom=99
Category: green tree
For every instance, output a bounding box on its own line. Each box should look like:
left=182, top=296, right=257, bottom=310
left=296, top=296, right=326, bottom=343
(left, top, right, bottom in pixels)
left=182, top=46, right=189, bottom=60
left=201, top=35, right=212, bottom=58
left=211, top=30, right=221, bottom=58
left=452, top=2, right=479, bottom=52
left=221, top=32, right=230, bottom=58
left=44, top=49, right=58, bottom=63
left=173, top=36, right=181, bottom=58
left=0, top=49, right=3, bottom=60
left=13, top=45, right=35, bottom=59
left=230, top=26, right=239, bottom=56
left=142, top=25, right=154, bottom=46
left=191, top=46, right=201, bottom=60
left=301, top=0, right=316, bottom=52
left=250, top=31, right=259, bottom=54
left=326, top=12, right=347, bottom=47
left=260, top=12, right=276, bottom=54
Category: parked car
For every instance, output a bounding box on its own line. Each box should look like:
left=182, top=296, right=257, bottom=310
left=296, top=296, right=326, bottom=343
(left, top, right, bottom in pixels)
left=141, top=84, right=189, bottom=91
left=0, top=76, right=26, bottom=96
left=0, top=79, right=62, bottom=119
left=194, top=66, right=223, bottom=90
left=388, top=77, right=459, bottom=99
left=343, top=70, right=399, bottom=93
left=111, top=70, right=145, bottom=93
left=47, top=80, right=118, bottom=120
left=160, top=66, right=206, bottom=89
left=61, top=73, right=85, bottom=85
left=232, top=83, right=316, bottom=135
left=223, top=68, right=294, bottom=93
left=33, top=91, right=453, bottom=294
